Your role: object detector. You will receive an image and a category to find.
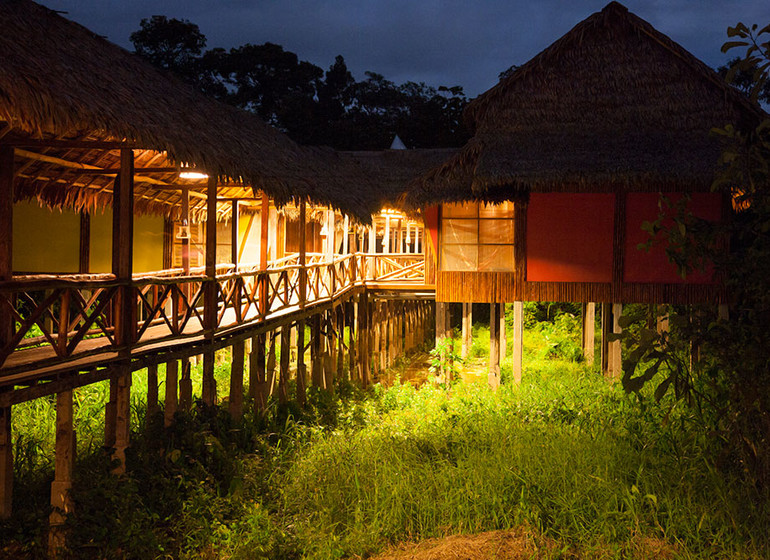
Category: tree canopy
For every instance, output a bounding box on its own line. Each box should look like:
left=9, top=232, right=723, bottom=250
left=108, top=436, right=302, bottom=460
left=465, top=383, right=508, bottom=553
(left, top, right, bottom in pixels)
left=130, top=16, right=469, bottom=150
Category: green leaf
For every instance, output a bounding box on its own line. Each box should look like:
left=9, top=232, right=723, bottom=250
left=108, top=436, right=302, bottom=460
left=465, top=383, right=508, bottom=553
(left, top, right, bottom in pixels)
left=654, top=376, right=673, bottom=402
left=721, top=40, right=749, bottom=53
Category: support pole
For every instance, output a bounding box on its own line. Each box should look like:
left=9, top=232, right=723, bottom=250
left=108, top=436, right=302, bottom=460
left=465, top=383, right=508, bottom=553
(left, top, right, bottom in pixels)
left=202, top=349, right=216, bottom=407
left=164, top=359, right=178, bottom=428
left=311, top=313, right=323, bottom=387
left=279, top=325, right=290, bottom=404
left=461, top=303, right=472, bottom=359
left=607, top=303, right=623, bottom=379
left=231, top=200, right=240, bottom=269
left=512, top=301, right=523, bottom=384
left=499, top=303, right=507, bottom=361
left=488, top=303, right=501, bottom=389
left=0, top=403, right=11, bottom=519
left=296, top=319, right=306, bottom=406
left=48, top=389, right=75, bottom=554
left=202, top=174, right=218, bottom=407
left=79, top=211, right=91, bottom=274
left=229, top=341, right=245, bottom=420
left=582, top=302, right=596, bottom=365
left=358, top=292, right=370, bottom=388
left=179, top=359, right=192, bottom=411
left=601, top=303, right=611, bottom=375
left=0, top=147, right=13, bottom=519
left=146, top=363, right=159, bottom=425
left=298, top=200, right=306, bottom=307
left=250, top=334, right=267, bottom=411
left=112, top=365, right=131, bottom=475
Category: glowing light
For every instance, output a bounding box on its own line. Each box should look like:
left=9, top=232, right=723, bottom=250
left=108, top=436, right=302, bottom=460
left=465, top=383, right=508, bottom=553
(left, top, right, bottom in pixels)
left=179, top=171, right=209, bottom=180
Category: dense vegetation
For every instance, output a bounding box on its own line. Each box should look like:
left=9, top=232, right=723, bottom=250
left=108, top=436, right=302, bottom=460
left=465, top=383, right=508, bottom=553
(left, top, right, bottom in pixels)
left=1, top=305, right=768, bottom=559
left=130, top=16, right=470, bottom=150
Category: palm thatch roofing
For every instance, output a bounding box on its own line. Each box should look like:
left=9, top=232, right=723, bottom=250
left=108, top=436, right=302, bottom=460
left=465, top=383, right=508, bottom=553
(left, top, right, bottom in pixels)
left=406, top=1, right=768, bottom=208
left=0, top=0, right=371, bottom=221
left=341, top=148, right=459, bottom=214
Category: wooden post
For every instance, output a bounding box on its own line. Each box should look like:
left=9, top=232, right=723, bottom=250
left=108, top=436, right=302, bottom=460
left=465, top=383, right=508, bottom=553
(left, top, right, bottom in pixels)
left=348, top=302, right=357, bottom=382
left=146, top=363, right=159, bottom=424
left=268, top=206, right=278, bottom=262
left=230, top=340, right=245, bottom=420
left=0, top=402, right=12, bottom=519
left=358, top=292, right=370, bottom=388
left=181, top=188, right=191, bottom=273
left=0, top=146, right=13, bottom=365
left=164, top=359, right=178, bottom=428
left=250, top=334, right=267, bottom=411
left=512, top=301, right=523, bottom=384
left=657, top=306, right=670, bottom=334
left=112, top=365, right=131, bottom=475
left=48, top=389, right=75, bottom=554
left=296, top=319, right=306, bottom=406
left=266, top=333, right=277, bottom=398
left=607, top=303, right=623, bottom=379
left=489, top=303, right=501, bottom=389
left=113, top=149, right=135, bottom=349
left=461, top=302, right=472, bottom=359
left=499, top=304, right=507, bottom=361
left=179, top=359, right=192, bottom=411
left=601, top=303, right=611, bottom=375
left=79, top=211, right=91, bottom=273
left=342, top=215, right=349, bottom=255
left=298, top=200, right=307, bottom=307
left=279, top=326, right=290, bottom=404
left=231, top=200, right=240, bottom=268
left=259, top=194, right=269, bottom=315
left=384, top=215, right=391, bottom=254
left=202, top=349, right=216, bottom=407
left=435, top=302, right=447, bottom=348
left=718, top=304, right=729, bottom=322
left=336, top=305, right=345, bottom=380
left=397, top=219, right=403, bottom=253
left=311, top=313, right=323, bottom=387
left=582, top=303, right=596, bottom=365
left=368, top=226, right=376, bottom=279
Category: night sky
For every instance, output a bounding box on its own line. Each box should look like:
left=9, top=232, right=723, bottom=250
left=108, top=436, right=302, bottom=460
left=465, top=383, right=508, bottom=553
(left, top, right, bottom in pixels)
left=38, top=0, right=769, bottom=97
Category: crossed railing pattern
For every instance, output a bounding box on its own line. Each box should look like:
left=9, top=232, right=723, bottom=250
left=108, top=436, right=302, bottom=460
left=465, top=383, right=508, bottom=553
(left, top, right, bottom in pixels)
left=0, top=253, right=425, bottom=372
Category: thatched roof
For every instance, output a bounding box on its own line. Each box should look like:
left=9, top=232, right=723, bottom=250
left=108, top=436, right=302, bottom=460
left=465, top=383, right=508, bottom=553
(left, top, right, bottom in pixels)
left=341, top=148, right=458, bottom=213
left=0, top=0, right=371, bottom=220
left=407, top=1, right=767, bottom=208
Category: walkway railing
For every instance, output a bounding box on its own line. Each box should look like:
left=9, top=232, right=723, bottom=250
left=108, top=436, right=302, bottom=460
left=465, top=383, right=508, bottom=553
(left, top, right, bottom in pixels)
left=0, top=253, right=427, bottom=376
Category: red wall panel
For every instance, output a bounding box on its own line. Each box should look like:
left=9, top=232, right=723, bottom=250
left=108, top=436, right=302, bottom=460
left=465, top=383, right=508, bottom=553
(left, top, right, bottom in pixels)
left=624, top=193, right=721, bottom=284
left=527, top=193, right=615, bottom=283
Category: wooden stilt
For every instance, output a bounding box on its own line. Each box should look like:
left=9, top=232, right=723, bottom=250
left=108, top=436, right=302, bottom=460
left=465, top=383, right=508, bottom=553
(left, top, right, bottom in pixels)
left=179, top=358, right=192, bottom=411
left=435, top=302, right=447, bottom=347
left=49, top=390, right=75, bottom=553
left=279, top=326, right=290, bottom=403
left=266, top=333, right=276, bottom=397
left=296, top=319, right=306, bottom=406
left=104, top=379, right=117, bottom=449
left=608, top=303, right=623, bottom=379
left=230, top=341, right=245, bottom=420
left=488, top=303, right=501, bottom=389
left=0, top=147, right=13, bottom=372
left=336, top=305, right=345, bottom=380
left=349, top=302, right=358, bottom=382
left=311, top=314, right=323, bottom=387
left=512, top=301, right=523, bottom=384
left=201, top=349, right=216, bottom=407
left=657, top=305, right=670, bottom=334
left=146, top=363, right=159, bottom=424
left=582, top=303, right=596, bottom=365
left=718, top=304, right=729, bottom=322
left=0, top=402, right=12, bottom=519
left=164, top=359, right=178, bottom=428
left=358, top=292, right=370, bottom=388
left=499, top=303, right=507, bottom=361
left=112, top=366, right=131, bottom=475
left=601, top=303, right=611, bottom=375
left=251, top=334, right=267, bottom=411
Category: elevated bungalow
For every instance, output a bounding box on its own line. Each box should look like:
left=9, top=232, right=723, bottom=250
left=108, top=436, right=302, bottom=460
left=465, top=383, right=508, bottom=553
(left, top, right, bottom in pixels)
left=0, top=0, right=436, bottom=544
left=406, top=2, right=766, bottom=383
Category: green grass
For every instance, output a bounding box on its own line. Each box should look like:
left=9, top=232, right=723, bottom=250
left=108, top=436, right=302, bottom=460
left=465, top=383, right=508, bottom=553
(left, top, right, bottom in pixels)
left=2, top=310, right=769, bottom=559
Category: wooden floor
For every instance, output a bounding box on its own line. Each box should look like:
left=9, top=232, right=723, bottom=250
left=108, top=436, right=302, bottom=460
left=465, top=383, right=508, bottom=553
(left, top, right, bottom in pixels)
left=1, top=280, right=434, bottom=391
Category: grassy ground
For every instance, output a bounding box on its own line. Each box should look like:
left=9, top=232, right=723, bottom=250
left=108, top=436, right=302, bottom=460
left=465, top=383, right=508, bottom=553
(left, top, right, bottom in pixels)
left=2, top=307, right=769, bottom=559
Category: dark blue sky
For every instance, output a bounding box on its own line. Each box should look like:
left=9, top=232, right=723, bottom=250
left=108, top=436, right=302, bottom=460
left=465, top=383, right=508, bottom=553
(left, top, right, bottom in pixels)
left=39, top=0, right=769, bottom=97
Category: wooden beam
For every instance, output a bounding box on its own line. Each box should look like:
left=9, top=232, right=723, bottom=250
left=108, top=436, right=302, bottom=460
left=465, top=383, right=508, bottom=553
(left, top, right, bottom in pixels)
left=113, top=149, right=134, bottom=348
left=3, top=139, right=137, bottom=150
left=204, top=175, right=218, bottom=336
left=299, top=200, right=307, bottom=307
left=231, top=200, right=240, bottom=268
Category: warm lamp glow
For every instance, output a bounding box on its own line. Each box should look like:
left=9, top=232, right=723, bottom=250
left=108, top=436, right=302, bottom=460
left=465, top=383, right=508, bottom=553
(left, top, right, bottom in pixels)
left=179, top=171, right=209, bottom=180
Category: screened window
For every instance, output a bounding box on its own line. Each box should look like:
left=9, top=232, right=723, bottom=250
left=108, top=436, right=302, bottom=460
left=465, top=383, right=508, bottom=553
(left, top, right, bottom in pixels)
left=440, top=201, right=514, bottom=271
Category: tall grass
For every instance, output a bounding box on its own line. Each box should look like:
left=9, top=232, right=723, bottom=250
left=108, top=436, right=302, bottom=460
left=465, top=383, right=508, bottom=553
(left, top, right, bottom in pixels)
left=2, top=310, right=768, bottom=559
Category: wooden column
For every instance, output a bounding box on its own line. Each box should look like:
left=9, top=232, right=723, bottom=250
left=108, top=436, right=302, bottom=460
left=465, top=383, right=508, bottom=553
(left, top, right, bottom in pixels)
left=259, top=194, right=269, bottom=316
left=348, top=302, right=357, bottom=382
left=181, top=188, right=191, bottom=272
left=231, top=200, right=240, bottom=268
left=435, top=302, right=447, bottom=347
left=48, top=389, right=75, bottom=553
left=461, top=303, right=472, bottom=358
left=79, top=211, right=91, bottom=273
left=489, top=303, right=501, bottom=389
left=268, top=206, right=278, bottom=262
left=164, top=359, right=178, bottom=428
left=202, top=175, right=218, bottom=407
left=0, top=147, right=13, bottom=519
left=110, top=149, right=134, bottom=474
left=311, top=313, right=323, bottom=387
left=601, top=303, right=611, bottom=375
left=384, top=215, right=391, bottom=254
left=511, top=301, right=523, bottom=384
left=266, top=333, right=277, bottom=398
left=179, top=359, right=192, bottom=411
left=358, top=293, right=370, bottom=388
left=250, top=334, right=267, bottom=411
left=146, top=363, right=159, bottom=424
left=162, top=216, right=173, bottom=271
left=296, top=319, right=306, bottom=406
left=608, top=303, right=623, bottom=379
left=0, top=402, right=12, bottom=519
left=298, top=200, right=307, bottom=307
left=582, top=303, right=596, bottom=365
left=718, top=304, right=729, bottom=322
left=342, top=215, right=349, bottom=255
left=112, top=365, right=131, bottom=475
left=229, top=340, right=245, bottom=420
left=368, top=225, right=376, bottom=279
left=279, top=326, right=290, bottom=404
left=499, top=304, right=507, bottom=361
left=336, top=305, right=345, bottom=380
